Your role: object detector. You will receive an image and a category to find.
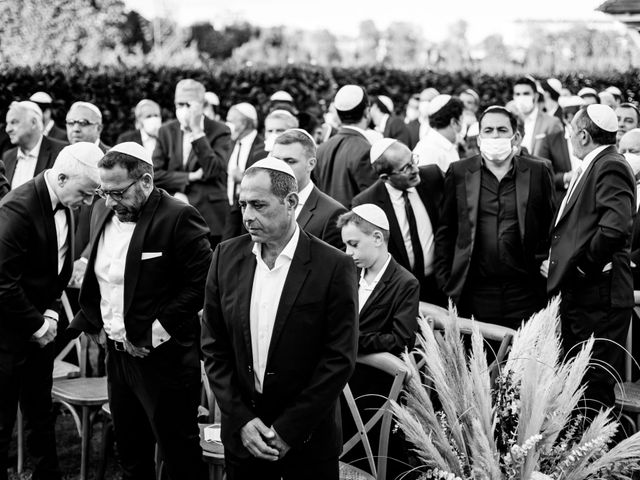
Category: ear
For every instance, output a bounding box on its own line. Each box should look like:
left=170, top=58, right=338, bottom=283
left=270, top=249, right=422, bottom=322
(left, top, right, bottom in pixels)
left=308, top=157, right=317, bottom=171
left=285, top=192, right=299, bottom=210
left=57, top=173, right=68, bottom=186
left=373, top=230, right=384, bottom=245
left=140, top=172, right=153, bottom=189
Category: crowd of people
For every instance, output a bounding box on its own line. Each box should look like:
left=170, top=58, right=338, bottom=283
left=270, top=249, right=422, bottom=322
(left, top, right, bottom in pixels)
left=0, top=74, right=639, bottom=480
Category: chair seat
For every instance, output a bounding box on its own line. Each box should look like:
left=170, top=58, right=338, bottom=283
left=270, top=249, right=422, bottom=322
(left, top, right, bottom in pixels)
left=339, top=462, right=375, bottom=480
left=615, top=381, right=640, bottom=412
left=53, top=360, right=80, bottom=380
left=52, top=377, right=108, bottom=406
left=199, top=424, right=224, bottom=462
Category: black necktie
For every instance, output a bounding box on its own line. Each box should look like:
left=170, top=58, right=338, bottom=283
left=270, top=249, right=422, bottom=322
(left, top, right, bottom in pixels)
left=402, top=190, right=424, bottom=276
left=233, top=142, right=243, bottom=199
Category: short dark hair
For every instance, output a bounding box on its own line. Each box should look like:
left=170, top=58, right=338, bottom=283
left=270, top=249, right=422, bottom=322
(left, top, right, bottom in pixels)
left=618, top=103, right=640, bottom=124
left=244, top=167, right=298, bottom=201
left=429, top=97, right=464, bottom=130
left=574, top=107, right=617, bottom=146
left=337, top=210, right=390, bottom=242
left=98, top=151, right=153, bottom=179
left=336, top=88, right=369, bottom=124
left=478, top=106, right=518, bottom=134
left=274, top=129, right=316, bottom=159
left=514, top=77, right=538, bottom=95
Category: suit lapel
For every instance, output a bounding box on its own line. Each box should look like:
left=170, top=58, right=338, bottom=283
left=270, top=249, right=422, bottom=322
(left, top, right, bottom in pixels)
left=514, top=156, right=530, bottom=242
left=465, top=160, right=482, bottom=247
left=297, top=187, right=318, bottom=229
left=236, top=242, right=257, bottom=363
left=266, top=231, right=311, bottom=364
left=123, top=190, right=161, bottom=315
left=5, top=150, right=17, bottom=185
left=34, top=174, right=59, bottom=275
left=359, top=257, right=395, bottom=319
left=35, top=137, right=51, bottom=176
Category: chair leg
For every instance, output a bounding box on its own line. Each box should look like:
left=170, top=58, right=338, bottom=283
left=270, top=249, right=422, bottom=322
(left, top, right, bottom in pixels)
left=16, top=406, right=24, bottom=474
left=80, top=406, right=91, bottom=480
left=96, top=416, right=113, bottom=480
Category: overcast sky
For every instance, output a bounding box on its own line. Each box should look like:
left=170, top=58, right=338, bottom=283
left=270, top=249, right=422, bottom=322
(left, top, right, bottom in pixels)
left=123, top=0, right=614, bottom=42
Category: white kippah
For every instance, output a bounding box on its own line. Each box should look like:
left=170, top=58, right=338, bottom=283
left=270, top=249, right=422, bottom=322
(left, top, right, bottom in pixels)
left=546, top=78, right=562, bottom=95
left=108, top=142, right=153, bottom=165
left=558, top=95, right=585, bottom=108
left=352, top=204, right=389, bottom=230
left=58, top=142, right=104, bottom=169
left=578, top=87, right=597, bottom=98
left=606, top=86, right=622, bottom=97
left=248, top=156, right=296, bottom=178
left=30, top=92, right=53, bottom=104
left=12, top=101, right=43, bottom=120
left=335, top=85, right=365, bottom=111
left=270, top=91, right=294, bottom=102
left=71, top=101, right=102, bottom=120
left=378, top=95, right=394, bottom=113
left=370, top=138, right=397, bottom=164
left=586, top=104, right=618, bottom=133
left=427, top=94, right=452, bottom=116
left=204, top=91, right=220, bottom=106
left=232, top=102, right=258, bottom=122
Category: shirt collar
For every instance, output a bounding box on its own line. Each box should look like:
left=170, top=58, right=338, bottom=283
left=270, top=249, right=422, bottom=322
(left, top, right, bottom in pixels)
left=428, top=128, right=455, bottom=151
left=252, top=225, right=300, bottom=269
left=384, top=182, right=417, bottom=200
left=43, top=170, right=61, bottom=210
left=297, top=181, right=314, bottom=207
left=18, top=135, right=43, bottom=159
left=359, top=253, right=392, bottom=289
left=580, top=144, right=609, bottom=173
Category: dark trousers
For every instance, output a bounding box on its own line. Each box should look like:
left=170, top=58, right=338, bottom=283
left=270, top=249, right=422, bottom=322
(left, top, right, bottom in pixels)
left=560, top=276, right=631, bottom=416
left=225, top=449, right=338, bottom=480
left=106, top=341, right=206, bottom=480
left=0, top=343, right=60, bottom=480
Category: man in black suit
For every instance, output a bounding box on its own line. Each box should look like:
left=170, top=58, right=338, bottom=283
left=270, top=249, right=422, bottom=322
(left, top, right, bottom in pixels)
left=434, top=106, right=555, bottom=329
left=4, top=101, right=67, bottom=190
left=316, top=84, right=377, bottom=208
left=201, top=157, right=358, bottom=480
left=369, top=95, right=412, bottom=147
left=70, top=142, right=211, bottom=480
left=116, top=99, right=162, bottom=155
left=29, top=92, right=68, bottom=142
left=352, top=138, right=444, bottom=304
left=0, top=142, right=103, bottom=480
left=152, top=79, right=232, bottom=248
left=272, top=129, right=346, bottom=249
left=545, top=105, right=635, bottom=413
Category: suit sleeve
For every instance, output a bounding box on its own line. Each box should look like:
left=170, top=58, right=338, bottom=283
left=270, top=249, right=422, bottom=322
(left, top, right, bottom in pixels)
left=201, top=246, right=256, bottom=436
left=156, top=207, right=212, bottom=337
left=534, top=162, right=556, bottom=264
left=192, top=129, right=231, bottom=182
left=358, top=277, right=419, bottom=354
left=578, top=160, right=635, bottom=274
left=152, top=128, right=190, bottom=192
left=0, top=204, right=46, bottom=338
left=349, top=148, right=378, bottom=199
left=272, top=254, right=358, bottom=447
left=433, top=166, right=458, bottom=294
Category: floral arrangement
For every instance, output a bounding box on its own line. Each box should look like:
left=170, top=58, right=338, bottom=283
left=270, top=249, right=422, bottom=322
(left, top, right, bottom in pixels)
left=392, top=297, right=640, bottom=480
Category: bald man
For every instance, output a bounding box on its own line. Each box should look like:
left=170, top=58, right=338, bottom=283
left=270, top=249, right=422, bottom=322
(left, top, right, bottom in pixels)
left=65, top=102, right=110, bottom=152
left=153, top=79, right=231, bottom=248
left=3, top=101, right=67, bottom=191
left=117, top=99, right=162, bottom=154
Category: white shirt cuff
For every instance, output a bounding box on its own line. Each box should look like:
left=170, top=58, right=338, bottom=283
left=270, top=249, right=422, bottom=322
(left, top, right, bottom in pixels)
left=44, top=309, right=59, bottom=322
left=33, top=318, right=50, bottom=339
left=151, top=319, right=171, bottom=348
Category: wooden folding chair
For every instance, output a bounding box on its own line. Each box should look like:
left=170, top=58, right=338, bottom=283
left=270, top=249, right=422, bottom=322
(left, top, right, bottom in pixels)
left=339, top=352, right=410, bottom=480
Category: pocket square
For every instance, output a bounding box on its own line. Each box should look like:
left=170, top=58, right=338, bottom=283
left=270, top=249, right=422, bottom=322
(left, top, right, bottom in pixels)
left=141, top=252, right=162, bottom=260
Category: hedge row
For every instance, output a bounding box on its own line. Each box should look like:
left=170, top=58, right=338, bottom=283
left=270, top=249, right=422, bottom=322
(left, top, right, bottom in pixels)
left=1, top=64, right=639, bottom=145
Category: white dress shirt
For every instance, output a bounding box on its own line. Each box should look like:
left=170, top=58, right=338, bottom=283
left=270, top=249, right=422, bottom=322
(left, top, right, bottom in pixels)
left=250, top=226, right=300, bottom=393
left=140, top=129, right=157, bottom=156
left=294, top=181, right=314, bottom=219
left=413, top=129, right=459, bottom=174
left=12, top=136, right=43, bottom=189
left=358, top=254, right=391, bottom=313
left=384, top=183, right=434, bottom=276
left=522, top=107, right=538, bottom=154
left=342, top=125, right=373, bottom=144
left=227, top=129, right=258, bottom=205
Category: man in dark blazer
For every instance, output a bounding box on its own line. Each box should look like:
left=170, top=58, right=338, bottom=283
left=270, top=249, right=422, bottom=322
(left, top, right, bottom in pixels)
left=434, top=106, right=555, bottom=329
left=116, top=99, right=162, bottom=155
left=546, top=105, right=635, bottom=413
left=70, top=143, right=212, bottom=480
left=316, top=85, right=377, bottom=208
left=0, top=142, right=103, bottom=480
left=152, top=79, right=231, bottom=248
left=202, top=158, right=358, bottom=480
left=29, top=92, right=68, bottom=143
left=352, top=139, right=444, bottom=304
left=4, top=101, right=67, bottom=190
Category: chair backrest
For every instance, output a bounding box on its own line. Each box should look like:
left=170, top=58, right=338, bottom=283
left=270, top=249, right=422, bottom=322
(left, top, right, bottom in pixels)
left=340, top=352, right=409, bottom=480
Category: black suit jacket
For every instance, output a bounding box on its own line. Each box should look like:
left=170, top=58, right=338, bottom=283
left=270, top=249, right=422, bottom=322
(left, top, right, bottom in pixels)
left=70, top=189, right=211, bottom=347
left=201, top=230, right=358, bottom=459
left=358, top=257, right=419, bottom=354
left=406, top=119, right=421, bottom=150
left=383, top=116, right=412, bottom=147
left=548, top=146, right=635, bottom=308
left=2, top=136, right=67, bottom=187
left=316, top=127, right=377, bottom=208
left=152, top=118, right=232, bottom=235
left=297, top=186, right=347, bottom=250
left=352, top=166, right=443, bottom=275
left=530, top=111, right=572, bottom=190
left=116, top=129, right=143, bottom=145
left=434, top=154, right=555, bottom=302
left=0, top=161, right=9, bottom=199
left=0, top=172, right=73, bottom=351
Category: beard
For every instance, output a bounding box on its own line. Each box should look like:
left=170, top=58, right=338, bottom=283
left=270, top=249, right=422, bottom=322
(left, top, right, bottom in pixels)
left=111, top=187, right=147, bottom=222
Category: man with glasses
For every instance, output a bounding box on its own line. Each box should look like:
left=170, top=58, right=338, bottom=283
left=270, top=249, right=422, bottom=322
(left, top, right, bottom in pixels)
left=70, top=142, right=212, bottom=480
left=65, top=102, right=110, bottom=152
left=352, top=138, right=444, bottom=303
left=434, top=106, right=555, bottom=329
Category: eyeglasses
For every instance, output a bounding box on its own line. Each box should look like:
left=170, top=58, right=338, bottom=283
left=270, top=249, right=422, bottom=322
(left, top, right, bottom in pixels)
left=391, top=154, right=419, bottom=175
left=96, top=179, right=138, bottom=201
left=65, top=120, right=98, bottom=128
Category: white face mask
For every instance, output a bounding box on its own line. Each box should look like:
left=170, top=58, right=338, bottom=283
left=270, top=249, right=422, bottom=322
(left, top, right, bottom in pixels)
left=624, top=152, right=640, bottom=176
left=514, top=95, right=535, bottom=114
left=479, top=137, right=516, bottom=162
left=141, top=116, right=161, bottom=137
left=175, top=107, right=190, bottom=128
left=264, top=134, right=277, bottom=152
